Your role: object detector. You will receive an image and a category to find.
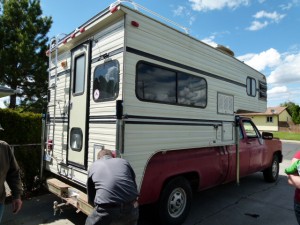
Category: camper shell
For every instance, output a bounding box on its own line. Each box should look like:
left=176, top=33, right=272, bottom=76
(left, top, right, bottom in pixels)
left=43, top=2, right=277, bottom=224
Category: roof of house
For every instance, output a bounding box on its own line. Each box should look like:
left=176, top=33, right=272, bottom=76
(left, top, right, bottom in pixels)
left=0, top=86, right=16, bottom=98
left=239, top=106, right=287, bottom=116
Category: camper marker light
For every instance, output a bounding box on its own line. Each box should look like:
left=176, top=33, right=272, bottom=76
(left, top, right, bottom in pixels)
left=61, top=60, right=67, bottom=68
left=131, top=21, right=139, bottom=27
left=63, top=38, right=68, bottom=44
left=80, top=27, right=85, bottom=33
left=47, top=139, right=53, bottom=150
left=110, top=5, right=118, bottom=13
left=71, top=32, right=76, bottom=39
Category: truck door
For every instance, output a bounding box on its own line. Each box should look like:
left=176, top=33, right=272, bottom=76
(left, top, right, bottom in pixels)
left=241, top=119, right=264, bottom=173
left=67, top=41, right=90, bottom=169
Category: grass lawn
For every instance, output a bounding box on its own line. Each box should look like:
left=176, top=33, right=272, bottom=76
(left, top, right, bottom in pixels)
left=272, top=132, right=300, bottom=141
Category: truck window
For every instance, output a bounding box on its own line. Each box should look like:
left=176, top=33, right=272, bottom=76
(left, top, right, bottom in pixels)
left=136, top=61, right=207, bottom=107
left=242, top=120, right=260, bottom=138
left=93, top=60, right=119, bottom=102
left=239, top=127, right=244, bottom=139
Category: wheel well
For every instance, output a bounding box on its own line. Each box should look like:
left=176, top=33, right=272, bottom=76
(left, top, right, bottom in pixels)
left=274, top=151, right=283, bottom=163
left=162, top=172, right=199, bottom=193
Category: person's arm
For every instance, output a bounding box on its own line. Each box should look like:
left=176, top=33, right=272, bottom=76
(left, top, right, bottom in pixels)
left=86, top=174, right=96, bottom=206
left=127, top=163, right=138, bottom=190
left=288, top=174, right=300, bottom=189
left=5, top=145, right=23, bottom=214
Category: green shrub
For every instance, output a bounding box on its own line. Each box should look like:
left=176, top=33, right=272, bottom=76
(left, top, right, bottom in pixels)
left=0, top=108, right=42, bottom=195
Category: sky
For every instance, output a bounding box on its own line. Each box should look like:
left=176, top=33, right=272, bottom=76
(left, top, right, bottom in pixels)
left=1, top=0, right=300, bottom=108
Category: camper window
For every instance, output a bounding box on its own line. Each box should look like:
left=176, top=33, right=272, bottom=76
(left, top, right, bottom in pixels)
left=136, top=61, right=207, bottom=108
left=246, top=77, right=256, bottom=97
left=70, top=128, right=83, bottom=151
left=74, top=54, right=86, bottom=94
left=93, top=60, right=119, bottom=102
left=258, top=81, right=267, bottom=100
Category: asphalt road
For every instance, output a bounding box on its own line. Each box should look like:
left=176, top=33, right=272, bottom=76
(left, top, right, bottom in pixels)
left=2, top=140, right=300, bottom=225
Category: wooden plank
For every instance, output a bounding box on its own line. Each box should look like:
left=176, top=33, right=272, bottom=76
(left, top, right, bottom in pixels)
left=46, top=178, right=93, bottom=215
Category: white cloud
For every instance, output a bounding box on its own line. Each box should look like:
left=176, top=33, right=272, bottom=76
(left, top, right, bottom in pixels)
left=247, top=11, right=285, bottom=31
left=237, top=48, right=281, bottom=71
left=253, top=11, right=285, bottom=23
left=172, top=5, right=196, bottom=25
left=173, top=6, right=185, bottom=16
left=188, top=0, right=249, bottom=11
left=201, top=35, right=218, bottom=47
left=247, top=20, right=268, bottom=31
left=280, top=0, right=299, bottom=10
left=267, top=53, right=300, bottom=84
left=267, top=86, right=288, bottom=94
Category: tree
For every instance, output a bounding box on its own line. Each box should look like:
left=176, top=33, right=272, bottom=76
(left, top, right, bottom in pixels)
left=281, top=101, right=300, bottom=124
left=0, top=0, right=52, bottom=113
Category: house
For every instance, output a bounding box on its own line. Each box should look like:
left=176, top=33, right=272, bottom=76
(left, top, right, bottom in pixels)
left=0, top=86, right=16, bottom=98
left=239, top=106, right=293, bottom=132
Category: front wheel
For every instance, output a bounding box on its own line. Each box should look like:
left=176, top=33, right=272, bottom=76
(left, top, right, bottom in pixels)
left=263, top=155, right=279, bottom=182
left=158, top=177, right=192, bottom=225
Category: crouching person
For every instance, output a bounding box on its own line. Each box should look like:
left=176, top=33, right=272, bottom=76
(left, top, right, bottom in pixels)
left=85, top=149, right=139, bottom=225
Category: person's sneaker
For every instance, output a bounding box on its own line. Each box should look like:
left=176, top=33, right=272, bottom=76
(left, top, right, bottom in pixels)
left=285, top=160, right=300, bottom=174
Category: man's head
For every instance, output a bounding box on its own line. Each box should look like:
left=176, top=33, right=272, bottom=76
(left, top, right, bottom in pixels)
left=97, top=149, right=113, bottom=159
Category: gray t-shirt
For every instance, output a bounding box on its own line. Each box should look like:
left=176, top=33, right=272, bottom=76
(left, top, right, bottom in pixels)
left=87, top=155, right=139, bottom=206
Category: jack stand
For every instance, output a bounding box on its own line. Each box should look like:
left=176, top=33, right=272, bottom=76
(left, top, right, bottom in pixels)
left=53, top=201, right=66, bottom=216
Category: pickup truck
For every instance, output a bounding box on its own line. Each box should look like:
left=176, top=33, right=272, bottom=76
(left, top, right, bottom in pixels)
left=138, top=116, right=283, bottom=225
left=45, top=117, right=282, bottom=225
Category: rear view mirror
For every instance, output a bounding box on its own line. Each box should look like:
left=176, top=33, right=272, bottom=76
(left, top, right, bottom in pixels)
left=262, top=132, right=273, bottom=140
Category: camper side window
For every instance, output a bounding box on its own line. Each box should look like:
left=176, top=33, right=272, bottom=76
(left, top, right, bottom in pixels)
left=93, top=60, right=119, bottom=102
left=136, top=61, right=207, bottom=108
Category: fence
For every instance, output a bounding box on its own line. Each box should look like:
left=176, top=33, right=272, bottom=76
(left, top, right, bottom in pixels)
left=279, top=124, right=300, bottom=133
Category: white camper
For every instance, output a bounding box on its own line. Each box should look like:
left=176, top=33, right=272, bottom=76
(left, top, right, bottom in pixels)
left=44, top=1, right=268, bottom=224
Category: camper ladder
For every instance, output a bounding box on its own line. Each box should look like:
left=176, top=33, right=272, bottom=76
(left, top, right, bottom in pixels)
left=46, top=35, right=65, bottom=155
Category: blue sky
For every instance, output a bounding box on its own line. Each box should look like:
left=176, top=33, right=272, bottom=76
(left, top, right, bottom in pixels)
left=2, top=0, right=299, bottom=108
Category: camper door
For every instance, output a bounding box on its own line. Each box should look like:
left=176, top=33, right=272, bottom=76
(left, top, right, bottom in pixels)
left=67, top=41, right=90, bottom=168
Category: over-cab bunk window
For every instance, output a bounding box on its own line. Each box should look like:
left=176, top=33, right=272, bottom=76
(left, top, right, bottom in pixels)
left=246, top=77, right=256, bottom=97
left=136, top=61, right=207, bottom=108
left=259, top=81, right=267, bottom=101
left=93, top=60, right=119, bottom=102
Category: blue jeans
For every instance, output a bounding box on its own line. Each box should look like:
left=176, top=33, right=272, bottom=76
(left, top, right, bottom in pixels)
left=295, top=201, right=300, bottom=224
left=0, top=203, right=4, bottom=223
left=85, top=203, right=139, bottom=225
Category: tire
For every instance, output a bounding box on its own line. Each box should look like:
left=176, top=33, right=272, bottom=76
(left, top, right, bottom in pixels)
left=263, top=155, right=279, bottom=182
left=158, top=177, right=192, bottom=225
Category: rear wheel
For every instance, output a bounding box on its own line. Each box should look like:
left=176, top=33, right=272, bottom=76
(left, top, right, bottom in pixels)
left=263, top=155, right=279, bottom=182
left=158, top=177, right=192, bottom=225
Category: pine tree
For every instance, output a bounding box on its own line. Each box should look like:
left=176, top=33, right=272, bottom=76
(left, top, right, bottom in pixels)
left=0, top=0, right=52, bottom=112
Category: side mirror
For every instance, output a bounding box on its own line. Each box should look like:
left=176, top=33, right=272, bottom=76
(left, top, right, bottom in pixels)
left=262, top=132, right=273, bottom=140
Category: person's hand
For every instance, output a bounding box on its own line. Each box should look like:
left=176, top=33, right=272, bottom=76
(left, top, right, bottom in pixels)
left=12, top=198, right=22, bottom=214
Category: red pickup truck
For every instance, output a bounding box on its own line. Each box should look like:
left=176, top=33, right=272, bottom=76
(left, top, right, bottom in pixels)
left=138, top=116, right=283, bottom=225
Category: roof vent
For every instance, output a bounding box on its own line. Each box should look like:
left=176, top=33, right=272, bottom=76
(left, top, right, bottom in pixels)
left=215, top=45, right=234, bottom=57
